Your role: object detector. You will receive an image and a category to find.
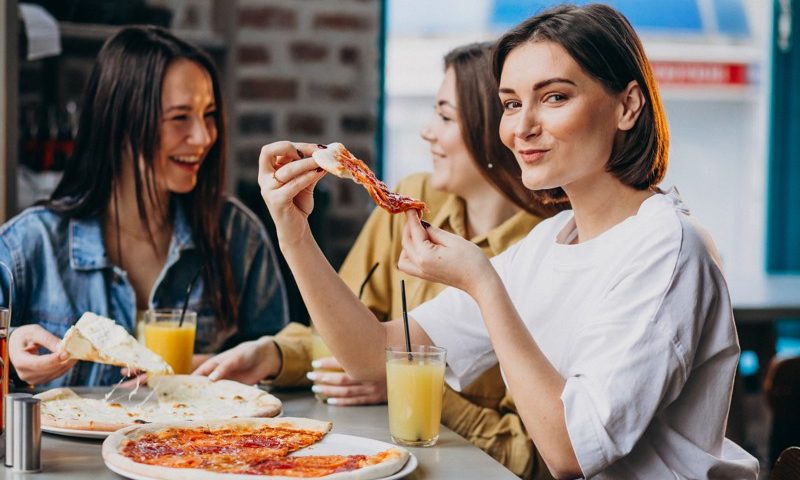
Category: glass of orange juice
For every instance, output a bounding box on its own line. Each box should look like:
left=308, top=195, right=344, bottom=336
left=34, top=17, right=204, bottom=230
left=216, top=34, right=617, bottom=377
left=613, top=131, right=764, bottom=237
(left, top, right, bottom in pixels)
left=144, top=309, right=196, bottom=374
left=309, top=325, right=343, bottom=402
left=385, top=345, right=446, bottom=447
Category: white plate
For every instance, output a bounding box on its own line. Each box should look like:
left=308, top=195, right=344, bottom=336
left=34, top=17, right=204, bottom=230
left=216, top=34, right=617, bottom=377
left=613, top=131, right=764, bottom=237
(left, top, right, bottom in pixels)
left=42, top=424, right=111, bottom=439
left=105, top=452, right=417, bottom=480
left=104, top=422, right=416, bottom=480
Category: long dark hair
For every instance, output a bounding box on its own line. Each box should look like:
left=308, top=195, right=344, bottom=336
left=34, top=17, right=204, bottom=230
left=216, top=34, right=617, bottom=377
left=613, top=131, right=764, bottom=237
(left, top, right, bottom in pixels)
left=493, top=4, right=669, bottom=205
left=47, top=26, right=237, bottom=329
left=444, top=42, right=559, bottom=217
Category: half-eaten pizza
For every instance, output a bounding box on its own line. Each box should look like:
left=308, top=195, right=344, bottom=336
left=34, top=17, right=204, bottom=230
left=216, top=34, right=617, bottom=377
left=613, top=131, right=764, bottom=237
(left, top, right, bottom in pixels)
left=312, top=143, right=426, bottom=214
left=36, top=374, right=282, bottom=432
left=102, top=417, right=410, bottom=479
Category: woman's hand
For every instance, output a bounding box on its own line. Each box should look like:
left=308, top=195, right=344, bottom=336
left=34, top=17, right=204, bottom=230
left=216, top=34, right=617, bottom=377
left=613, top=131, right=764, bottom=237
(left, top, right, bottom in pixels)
left=9, top=324, right=77, bottom=385
left=257, top=141, right=327, bottom=246
left=308, top=357, right=387, bottom=406
left=193, top=337, right=281, bottom=385
left=398, top=211, right=494, bottom=297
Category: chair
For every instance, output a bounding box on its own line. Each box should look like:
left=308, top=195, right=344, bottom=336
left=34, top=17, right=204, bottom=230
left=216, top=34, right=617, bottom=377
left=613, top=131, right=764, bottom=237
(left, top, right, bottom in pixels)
left=771, top=447, right=800, bottom=480
left=764, top=356, right=800, bottom=464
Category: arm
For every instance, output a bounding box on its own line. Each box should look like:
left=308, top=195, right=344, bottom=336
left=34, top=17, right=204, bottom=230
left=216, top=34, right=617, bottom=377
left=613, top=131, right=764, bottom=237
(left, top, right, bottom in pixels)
left=257, top=141, right=431, bottom=381
left=399, top=212, right=580, bottom=478
left=442, top=387, right=536, bottom=478
left=0, top=240, right=78, bottom=385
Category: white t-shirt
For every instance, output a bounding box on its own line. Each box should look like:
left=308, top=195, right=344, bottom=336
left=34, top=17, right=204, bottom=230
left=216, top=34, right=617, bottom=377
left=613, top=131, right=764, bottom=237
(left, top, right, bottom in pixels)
left=412, top=191, right=758, bottom=479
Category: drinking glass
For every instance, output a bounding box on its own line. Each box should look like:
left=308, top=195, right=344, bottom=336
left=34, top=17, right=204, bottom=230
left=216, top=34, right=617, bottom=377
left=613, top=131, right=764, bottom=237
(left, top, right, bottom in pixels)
left=144, top=309, right=196, bottom=374
left=385, top=345, right=446, bottom=447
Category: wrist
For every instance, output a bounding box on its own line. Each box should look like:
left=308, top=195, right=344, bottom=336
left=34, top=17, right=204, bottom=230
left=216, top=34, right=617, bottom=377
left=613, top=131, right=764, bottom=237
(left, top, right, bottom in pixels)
left=258, top=337, right=283, bottom=380
left=469, top=268, right=503, bottom=304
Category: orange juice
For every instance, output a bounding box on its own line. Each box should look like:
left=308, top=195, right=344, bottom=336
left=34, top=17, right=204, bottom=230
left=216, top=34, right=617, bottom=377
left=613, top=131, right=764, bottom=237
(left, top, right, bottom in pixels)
left=310, top=331, right=334, bottom=362
left=385, top=346, right=446, bottom=447
left=144, top=309, right=196, bottom=374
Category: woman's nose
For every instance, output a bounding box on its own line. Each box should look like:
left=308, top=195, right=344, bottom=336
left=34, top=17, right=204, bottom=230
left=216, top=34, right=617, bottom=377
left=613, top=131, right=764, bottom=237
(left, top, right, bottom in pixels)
left=188, top=117, right=213, bottom=146
left=420, top=121, right=435, bottom=143
left=515, top=108, right=541, bottom=139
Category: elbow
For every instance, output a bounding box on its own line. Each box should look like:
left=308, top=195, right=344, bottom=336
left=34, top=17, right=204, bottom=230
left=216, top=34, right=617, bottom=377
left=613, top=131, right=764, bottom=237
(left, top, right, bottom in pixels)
left=547, top=466, right=583, bottom=480
left=542, top=451, right=583, bottom=480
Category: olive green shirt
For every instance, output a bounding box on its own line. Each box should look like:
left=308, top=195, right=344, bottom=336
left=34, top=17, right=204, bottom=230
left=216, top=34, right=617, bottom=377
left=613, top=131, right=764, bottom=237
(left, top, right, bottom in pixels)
left=271, top=173, right=546, bottom=478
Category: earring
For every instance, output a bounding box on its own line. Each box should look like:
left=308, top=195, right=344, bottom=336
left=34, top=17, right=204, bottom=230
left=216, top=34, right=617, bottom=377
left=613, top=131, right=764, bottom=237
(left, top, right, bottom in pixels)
left=487, top=163, right=494, bottom=169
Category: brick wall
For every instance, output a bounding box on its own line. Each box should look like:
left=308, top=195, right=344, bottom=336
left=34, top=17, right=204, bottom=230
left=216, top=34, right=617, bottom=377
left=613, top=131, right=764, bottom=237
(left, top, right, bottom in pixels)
left=231, top=0, right=382, bottom=267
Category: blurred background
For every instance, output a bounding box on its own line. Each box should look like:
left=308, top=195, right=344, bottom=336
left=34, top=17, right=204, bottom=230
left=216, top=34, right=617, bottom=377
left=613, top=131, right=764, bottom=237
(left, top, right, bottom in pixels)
left=1, top=0, right=799, bottom=475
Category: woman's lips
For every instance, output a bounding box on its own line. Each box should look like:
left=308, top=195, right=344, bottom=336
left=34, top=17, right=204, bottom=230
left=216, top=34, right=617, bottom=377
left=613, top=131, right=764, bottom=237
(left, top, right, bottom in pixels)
left=517, top=149, right=549, bottom=163
left=170, top=157, right=202, bottom=173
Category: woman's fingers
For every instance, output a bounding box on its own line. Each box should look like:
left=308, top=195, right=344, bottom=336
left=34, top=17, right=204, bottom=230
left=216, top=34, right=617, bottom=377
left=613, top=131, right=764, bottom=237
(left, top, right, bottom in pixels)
left=325, top=395, right=386, bottom=406
left=192, top=358, right=219, bottom=377
left=306, top=370, right=360, bottom=386
left=312, top=356, right=342, bottom=371
left=312, top=383, right=385, bottom=399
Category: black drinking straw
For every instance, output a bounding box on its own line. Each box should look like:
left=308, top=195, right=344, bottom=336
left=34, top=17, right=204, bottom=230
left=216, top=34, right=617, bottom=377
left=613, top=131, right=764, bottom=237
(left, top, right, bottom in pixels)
left=400, top=280, right=412, bottom=360
left=178, top=267, right=203, bottom=327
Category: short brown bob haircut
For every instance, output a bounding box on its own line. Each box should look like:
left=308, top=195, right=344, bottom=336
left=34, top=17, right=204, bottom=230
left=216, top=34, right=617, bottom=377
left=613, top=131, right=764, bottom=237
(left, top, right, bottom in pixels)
left=492, top=4, right=669, bottom=205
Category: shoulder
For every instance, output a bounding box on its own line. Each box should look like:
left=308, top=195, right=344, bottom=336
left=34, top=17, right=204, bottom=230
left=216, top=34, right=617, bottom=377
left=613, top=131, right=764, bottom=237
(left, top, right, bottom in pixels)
left=632, top=193, right=718, bottom=268
left=220, top=197, right=271, bottom=246
left=0, top=206, right=69, bottom=248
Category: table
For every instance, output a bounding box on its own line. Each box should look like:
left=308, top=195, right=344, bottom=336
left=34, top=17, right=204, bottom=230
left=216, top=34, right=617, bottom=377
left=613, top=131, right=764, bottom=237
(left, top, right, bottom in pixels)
left=0, top=389, right=518, bottom=480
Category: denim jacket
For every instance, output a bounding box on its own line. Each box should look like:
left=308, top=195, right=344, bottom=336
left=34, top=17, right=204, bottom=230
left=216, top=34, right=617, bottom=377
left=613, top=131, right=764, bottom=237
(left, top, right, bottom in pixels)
left=0, top=197, right=289, bottom=387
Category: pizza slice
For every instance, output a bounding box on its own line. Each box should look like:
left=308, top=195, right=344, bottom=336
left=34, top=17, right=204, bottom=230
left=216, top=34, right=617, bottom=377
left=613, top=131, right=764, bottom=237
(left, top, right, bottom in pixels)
left=59, top=312, right=173, bottom=375
left=312, top=142, right=427, bottom=214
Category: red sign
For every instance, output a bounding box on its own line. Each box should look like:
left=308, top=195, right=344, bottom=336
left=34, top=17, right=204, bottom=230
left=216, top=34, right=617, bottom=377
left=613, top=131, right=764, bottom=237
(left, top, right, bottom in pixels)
left=650, top=61, right=748, bottom=86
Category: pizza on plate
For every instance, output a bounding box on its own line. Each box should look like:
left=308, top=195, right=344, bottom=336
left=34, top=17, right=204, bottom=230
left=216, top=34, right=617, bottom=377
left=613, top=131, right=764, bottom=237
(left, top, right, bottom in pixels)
left=312, top=143, right=427, bottom=214
left=35, top=375, right=282, bottom=432
left=102, top=417, right=409, bottom=479
left=59, top=312, right=173, bottom=375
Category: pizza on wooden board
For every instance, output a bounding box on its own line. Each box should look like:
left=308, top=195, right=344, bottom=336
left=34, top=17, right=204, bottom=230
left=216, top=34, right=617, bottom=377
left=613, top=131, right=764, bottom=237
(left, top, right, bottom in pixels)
left=311, top=143, right=427, bottom=215
left=59, top=312, right=173, bottom=375
left=102, top=417, right=409, bottom=479
left=35, top=375, right=282, bottom=432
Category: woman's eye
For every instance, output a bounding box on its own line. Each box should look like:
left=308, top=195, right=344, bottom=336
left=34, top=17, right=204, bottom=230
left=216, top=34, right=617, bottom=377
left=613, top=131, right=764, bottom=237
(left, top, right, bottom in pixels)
left=544, top=93, right=567, bottom=104
left=502, top=100, right=521, bottom=111
left=170, top=115, right=189, bottom=122
left=438, top=113, right=452, bottom=122
left=204, top=111, right=217, bottom=118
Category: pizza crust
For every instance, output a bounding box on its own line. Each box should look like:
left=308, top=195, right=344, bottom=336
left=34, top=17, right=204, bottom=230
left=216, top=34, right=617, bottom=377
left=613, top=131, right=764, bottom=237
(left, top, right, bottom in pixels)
left=311, top=143, right=350, bottom=179
left=103, top=418, right=408, bottom=480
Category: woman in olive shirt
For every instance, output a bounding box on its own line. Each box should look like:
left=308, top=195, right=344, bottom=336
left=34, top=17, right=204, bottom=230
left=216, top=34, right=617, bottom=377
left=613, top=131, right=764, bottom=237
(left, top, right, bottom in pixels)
left=196, top=43, right=558, bottom=479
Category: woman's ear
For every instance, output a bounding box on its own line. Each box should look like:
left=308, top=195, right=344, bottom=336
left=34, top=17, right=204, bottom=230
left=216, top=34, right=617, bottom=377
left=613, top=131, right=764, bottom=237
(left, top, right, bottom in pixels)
left=617, top=80, right=645, bottom=131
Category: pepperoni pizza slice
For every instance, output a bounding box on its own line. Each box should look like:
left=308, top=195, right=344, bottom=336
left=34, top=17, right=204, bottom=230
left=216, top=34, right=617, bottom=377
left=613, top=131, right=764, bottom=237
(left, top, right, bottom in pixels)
left=312, top=143, right=426, bottom=214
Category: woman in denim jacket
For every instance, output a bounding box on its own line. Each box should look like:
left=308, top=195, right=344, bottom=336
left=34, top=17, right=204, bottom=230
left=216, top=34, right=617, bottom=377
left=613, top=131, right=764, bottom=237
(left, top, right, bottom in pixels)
left=0, top=26, right=289, bottom=387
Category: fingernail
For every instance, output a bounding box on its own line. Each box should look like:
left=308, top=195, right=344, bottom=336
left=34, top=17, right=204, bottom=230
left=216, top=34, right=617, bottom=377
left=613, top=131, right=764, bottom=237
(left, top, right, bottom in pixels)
left=58, top=352, right=69, bottom=361
left=316, top=144, right=328, bottom=149
left=208, top=371, right=219, bottom=381
left=421, top=220, right=431, bottom=229
left=311, top=385, right=322, bottom=393
left=326, top=398, right=339, bottom=405
left=315, top=167, right=324, bottom=172
left=311, top=360, right=322, bottom=369
left=296, top=149, right=305, bottom=158
left=306, top=372, right=317, bottom=381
